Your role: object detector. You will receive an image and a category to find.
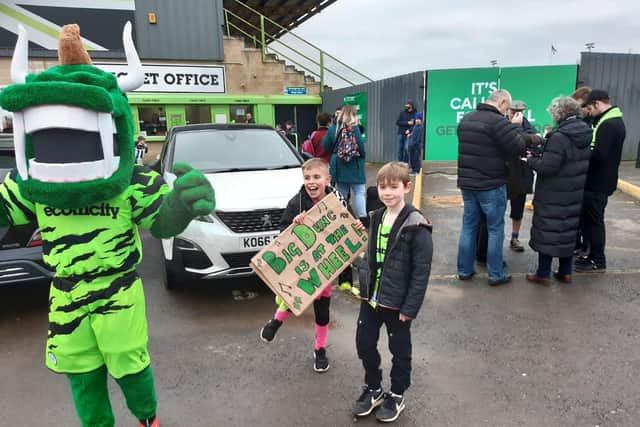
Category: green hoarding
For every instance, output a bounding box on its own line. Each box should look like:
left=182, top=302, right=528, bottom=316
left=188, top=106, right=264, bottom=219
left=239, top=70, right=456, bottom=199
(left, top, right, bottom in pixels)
left=343, top=92, right=367, bottom=140
left=425, top=65, right=577, bottom=160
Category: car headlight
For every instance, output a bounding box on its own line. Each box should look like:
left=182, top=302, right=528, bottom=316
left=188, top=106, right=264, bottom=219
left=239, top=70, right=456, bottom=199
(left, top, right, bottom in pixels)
left=195, top=214, right=215, bottom=223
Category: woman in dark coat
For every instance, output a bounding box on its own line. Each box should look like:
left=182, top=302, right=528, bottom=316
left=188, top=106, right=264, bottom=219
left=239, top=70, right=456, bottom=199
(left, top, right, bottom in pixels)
left=526, top=97, right=592, bottom=285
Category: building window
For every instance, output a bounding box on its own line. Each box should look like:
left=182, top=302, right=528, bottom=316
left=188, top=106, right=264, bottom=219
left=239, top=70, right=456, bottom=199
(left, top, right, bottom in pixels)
left=229, top=105, right=253, bottom=124
left=186, top=105, right=211, bottom=125
left=138, top=106, right=167, bottom=136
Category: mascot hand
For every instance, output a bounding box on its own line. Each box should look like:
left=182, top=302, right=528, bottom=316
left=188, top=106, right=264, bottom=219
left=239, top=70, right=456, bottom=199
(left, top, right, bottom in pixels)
left=172, top=163, right=215, bottom=216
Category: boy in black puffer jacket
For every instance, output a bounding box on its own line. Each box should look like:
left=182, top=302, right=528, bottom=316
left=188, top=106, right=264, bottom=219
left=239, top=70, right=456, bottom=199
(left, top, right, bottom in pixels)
left=352, top=162, right=433, bottom=423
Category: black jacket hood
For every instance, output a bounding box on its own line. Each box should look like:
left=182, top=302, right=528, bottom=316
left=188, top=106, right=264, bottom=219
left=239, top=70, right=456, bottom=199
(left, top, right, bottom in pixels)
left=557, top=118, right=592, bottom=149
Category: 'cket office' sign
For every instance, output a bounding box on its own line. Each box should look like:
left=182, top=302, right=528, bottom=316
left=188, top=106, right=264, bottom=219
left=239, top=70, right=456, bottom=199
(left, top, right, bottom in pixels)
left=97, top=64, right=226, bottom=93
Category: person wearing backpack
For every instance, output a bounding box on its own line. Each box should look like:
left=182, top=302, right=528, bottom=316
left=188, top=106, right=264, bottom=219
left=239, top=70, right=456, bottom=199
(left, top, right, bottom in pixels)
left=322, top=105, right=367, bottom=221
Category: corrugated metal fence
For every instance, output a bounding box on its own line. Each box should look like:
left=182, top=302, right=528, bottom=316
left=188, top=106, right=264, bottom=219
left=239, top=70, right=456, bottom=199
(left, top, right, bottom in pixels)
left=321, top=71, right=425, bottom=163
left=326, top=55, right=640, bottom=163
left=572, top=53, right=639, bottom=161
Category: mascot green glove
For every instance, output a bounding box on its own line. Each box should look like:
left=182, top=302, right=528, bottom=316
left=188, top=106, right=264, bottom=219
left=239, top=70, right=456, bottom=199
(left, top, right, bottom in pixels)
left=0, top=23, right=214, bottom=427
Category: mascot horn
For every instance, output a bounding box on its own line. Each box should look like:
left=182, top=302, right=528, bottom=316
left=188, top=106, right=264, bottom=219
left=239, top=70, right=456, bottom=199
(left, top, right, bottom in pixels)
left=0, top=22, right=215, bottom=427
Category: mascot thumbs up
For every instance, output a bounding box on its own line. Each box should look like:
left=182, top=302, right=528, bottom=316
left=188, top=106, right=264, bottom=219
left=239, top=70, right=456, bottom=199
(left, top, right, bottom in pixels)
left=0, top=22, right=214, bottom=427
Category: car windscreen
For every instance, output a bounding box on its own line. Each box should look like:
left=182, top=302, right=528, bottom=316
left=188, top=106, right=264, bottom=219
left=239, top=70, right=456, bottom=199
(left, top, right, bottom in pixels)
left=171, top=129, right=301, bottom=173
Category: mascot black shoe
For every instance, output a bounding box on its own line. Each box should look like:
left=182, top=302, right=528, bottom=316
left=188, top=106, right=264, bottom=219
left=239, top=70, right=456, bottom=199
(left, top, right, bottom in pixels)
left=0, top=23, right=215, bottom=427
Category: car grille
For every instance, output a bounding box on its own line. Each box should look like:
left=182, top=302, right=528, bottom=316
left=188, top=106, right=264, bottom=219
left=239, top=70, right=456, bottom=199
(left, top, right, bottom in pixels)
left=216, top=209, right=284, bottom=233
left=222, top=252, right=258, bottom=269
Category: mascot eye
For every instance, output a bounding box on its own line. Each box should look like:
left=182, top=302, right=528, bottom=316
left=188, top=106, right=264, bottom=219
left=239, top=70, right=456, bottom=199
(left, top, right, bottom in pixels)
left=31, top=129, right=118, bottom=163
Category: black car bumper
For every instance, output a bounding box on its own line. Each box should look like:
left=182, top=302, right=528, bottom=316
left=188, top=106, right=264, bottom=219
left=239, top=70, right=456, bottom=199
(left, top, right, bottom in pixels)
left=0, top=246, right=53, bottom=286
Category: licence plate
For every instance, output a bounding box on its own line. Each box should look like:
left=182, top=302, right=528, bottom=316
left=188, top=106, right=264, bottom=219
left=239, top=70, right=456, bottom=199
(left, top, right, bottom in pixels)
left=241, top=234, right=278, bottom=249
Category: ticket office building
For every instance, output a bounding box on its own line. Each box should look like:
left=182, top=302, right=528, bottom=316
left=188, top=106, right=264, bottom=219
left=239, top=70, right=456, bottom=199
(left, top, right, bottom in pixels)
left=131, top=93, right=322, bottom=144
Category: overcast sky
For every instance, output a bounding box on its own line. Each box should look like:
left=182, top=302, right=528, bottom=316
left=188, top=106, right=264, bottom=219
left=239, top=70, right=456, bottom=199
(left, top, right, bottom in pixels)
left=282, top=0, right=640, bottom=86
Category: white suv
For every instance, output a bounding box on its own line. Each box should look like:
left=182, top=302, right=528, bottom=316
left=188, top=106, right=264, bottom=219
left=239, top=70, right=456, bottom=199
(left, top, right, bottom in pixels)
left=154, top=124, right=303, bottom=289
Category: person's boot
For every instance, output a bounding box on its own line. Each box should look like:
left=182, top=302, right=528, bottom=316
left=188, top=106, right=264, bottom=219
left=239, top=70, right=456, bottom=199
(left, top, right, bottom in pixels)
left=526, top=274, right=550, bottom=286
left=553, top=272, right=572, bottom=283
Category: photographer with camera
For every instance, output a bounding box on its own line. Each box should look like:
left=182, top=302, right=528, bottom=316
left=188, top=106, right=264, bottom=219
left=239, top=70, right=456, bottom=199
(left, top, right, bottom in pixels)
left=505, top=101, right=536, bottom=252
left=135, top=135, right=148, bottom=165
left=525, top=97, right=592, bottom=285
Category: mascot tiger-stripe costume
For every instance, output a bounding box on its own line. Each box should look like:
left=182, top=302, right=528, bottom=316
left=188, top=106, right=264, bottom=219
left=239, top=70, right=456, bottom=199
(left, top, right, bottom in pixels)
left=0, top=23, right=215, bottom=427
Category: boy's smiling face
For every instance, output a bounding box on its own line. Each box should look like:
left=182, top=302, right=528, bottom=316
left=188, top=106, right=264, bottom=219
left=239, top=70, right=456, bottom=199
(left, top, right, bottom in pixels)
left=303, top=166, right=331, bottom=201
left=378, top=178, right=411, bottom=210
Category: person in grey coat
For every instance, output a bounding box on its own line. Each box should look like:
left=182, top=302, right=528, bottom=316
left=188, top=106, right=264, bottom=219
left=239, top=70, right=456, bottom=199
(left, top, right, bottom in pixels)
left=526, top=97, right=592, bottom=285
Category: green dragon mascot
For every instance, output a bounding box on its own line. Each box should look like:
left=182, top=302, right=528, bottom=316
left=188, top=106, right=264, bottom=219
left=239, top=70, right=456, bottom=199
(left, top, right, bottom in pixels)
left=0, top=23, right=215, bottom=427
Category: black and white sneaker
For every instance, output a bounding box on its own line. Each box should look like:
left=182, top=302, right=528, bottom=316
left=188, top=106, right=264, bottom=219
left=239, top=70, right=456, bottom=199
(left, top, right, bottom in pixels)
left=375, top=392, right=406, bottom=423
left=574, top=255, right=591, bottom=265
left=260, top=318, right=282, bottom=343
left=574, top=259, right=606, bottom=273
left=352, top=386, right=384, bottom=417
left=313, top=348, right=330, bottom=372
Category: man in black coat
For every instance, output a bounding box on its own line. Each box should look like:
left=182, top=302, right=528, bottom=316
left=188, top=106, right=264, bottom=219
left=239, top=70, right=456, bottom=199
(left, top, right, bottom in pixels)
left=477, top=100, right=535, bottom=261
left=575, top=89, right=626, bottom=272
left=395, top=100, right=417, bottom=163
left=456, top=89, right=537, bottom=286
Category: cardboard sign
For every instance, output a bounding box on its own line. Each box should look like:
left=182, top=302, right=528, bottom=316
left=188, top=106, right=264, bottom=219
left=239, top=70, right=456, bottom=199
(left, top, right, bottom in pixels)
left=250, top=193, right=368, bottom=316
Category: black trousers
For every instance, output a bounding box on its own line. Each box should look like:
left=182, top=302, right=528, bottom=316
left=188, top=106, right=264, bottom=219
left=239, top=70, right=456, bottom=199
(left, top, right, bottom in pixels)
left=356, top=302, right=412, bottom=395
left=582, top=190, right=609, bottom=266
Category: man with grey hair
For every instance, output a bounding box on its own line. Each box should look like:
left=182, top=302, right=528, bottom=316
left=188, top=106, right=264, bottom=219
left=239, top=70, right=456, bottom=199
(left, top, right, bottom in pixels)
left=456, top=89, right=540, bottom=286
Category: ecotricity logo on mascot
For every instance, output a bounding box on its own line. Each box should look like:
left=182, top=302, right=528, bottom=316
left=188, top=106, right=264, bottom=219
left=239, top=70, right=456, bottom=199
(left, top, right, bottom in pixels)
left=0, top=23, right=215, bottom=427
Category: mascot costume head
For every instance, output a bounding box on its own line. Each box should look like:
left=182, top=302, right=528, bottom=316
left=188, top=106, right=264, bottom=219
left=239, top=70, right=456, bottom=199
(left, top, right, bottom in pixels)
left=0, top=23, right=214, bottom=427
left=1, top=22, right=142, bottom=208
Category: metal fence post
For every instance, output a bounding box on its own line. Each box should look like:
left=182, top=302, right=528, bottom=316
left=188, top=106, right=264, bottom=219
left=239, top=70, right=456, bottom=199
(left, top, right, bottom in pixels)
left=319, top=51, right=325, bottom=93
left=260, top=15, right=266, bottom=62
